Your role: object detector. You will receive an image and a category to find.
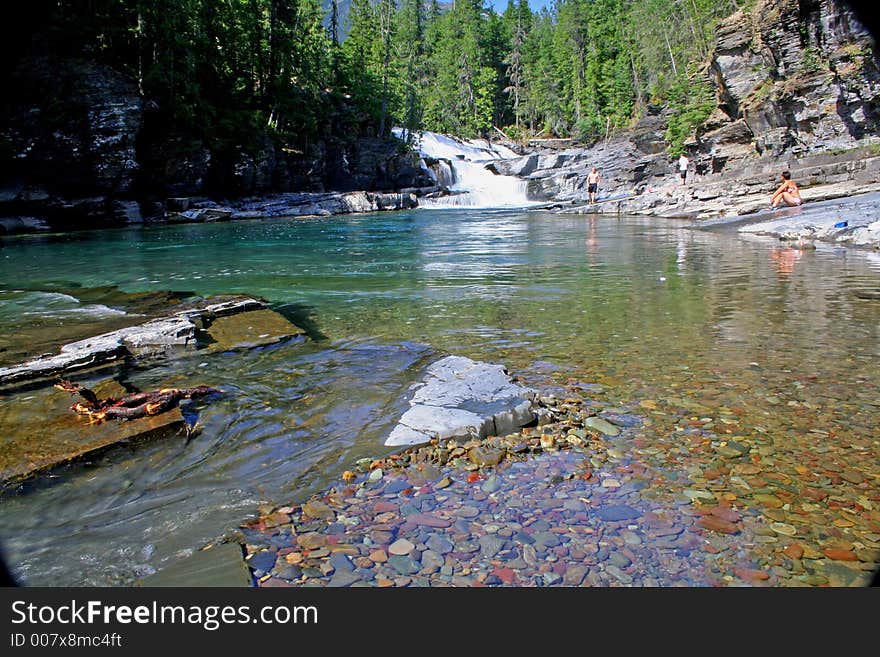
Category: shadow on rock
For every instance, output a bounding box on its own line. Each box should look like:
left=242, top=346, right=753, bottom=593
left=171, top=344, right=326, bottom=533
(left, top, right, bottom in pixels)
left=273, top=302, right=328, bottom=342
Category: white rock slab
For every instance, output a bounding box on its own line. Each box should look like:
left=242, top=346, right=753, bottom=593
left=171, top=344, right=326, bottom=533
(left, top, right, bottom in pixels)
left=385, top=355, right=536, bottom=447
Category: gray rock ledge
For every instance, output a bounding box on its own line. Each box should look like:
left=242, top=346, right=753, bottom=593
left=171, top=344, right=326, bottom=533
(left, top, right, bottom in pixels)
left=385, top=355, right=536, bottom=447
left=0, top=297, right=283, bottom=387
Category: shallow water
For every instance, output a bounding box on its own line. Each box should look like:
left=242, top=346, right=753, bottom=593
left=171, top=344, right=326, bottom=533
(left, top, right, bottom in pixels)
left=1, top=209, right=878, bottom=585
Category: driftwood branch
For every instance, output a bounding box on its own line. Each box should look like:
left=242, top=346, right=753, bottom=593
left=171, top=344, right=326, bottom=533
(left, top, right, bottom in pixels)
left=55, top=380, right=221, bottom=422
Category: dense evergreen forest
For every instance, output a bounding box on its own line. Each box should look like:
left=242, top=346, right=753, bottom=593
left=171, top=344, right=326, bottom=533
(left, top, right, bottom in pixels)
left=4, top=0, right=739, bottom=158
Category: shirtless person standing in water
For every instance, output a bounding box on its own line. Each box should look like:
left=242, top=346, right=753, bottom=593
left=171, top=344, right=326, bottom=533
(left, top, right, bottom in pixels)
left=770, top=171, right=803, bottom=208
left=587, top=167, right=601, bottom=204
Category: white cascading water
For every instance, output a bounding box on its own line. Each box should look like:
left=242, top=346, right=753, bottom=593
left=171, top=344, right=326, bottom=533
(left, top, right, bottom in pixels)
left=395, top=129, right=532, bottom=208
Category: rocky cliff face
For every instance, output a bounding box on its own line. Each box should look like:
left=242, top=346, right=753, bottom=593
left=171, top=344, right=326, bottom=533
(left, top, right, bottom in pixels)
left=493, top=0, right=880, bottom=219
left=701, top=0, right=880, bottom=166
left=136, top=128, right=432, bottom=202
left=1, top=58, right=431, bottom=233
left=1, top=58, right=143, bottom=230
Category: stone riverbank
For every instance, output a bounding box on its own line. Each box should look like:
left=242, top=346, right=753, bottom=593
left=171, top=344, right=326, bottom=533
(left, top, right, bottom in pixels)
left=237, top=380, right=880, bottom=587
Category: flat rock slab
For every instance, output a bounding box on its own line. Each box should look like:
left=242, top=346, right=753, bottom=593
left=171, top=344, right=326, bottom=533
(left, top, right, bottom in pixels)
left=385, top=355, right=535, bottom=447
left=201, top=308, right=305, bottom=353
left=138, top=543, right=252, bottom=587
left=706, top=191, right=880, bottom=248
left=0, top=379, right=185, bottom=486
left=0, top=298, right=303, bottom=388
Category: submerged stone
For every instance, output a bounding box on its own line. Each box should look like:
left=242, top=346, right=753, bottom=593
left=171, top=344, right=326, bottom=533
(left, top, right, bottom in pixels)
left=388, top=555, right=421, bottom=575
left=469, top=446, right=505, bottom=467
left=583, top=417, right=621, bottom=436
left=140, top=543, right=251, bottom=587
left=0, top=379, right=185, bottom=486
left=595, top=505, right=642, bottom=522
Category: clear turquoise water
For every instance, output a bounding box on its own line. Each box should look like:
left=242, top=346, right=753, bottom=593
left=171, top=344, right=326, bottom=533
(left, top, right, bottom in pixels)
left=1, top=209, right=878, bottom=585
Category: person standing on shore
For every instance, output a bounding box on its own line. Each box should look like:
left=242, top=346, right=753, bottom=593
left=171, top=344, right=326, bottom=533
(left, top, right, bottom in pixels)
left=678, top=153, right=689, bottom=186
left=770, top=171, right=803, bottom=208
left=587, top=167, right=601, bottom=203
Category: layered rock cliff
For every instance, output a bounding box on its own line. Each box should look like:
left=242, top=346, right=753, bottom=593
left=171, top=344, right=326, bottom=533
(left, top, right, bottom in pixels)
left=1, top=58, right=144, bottom=231
left=701, top=0, right=880, bottom=166
left=494, top=0, right=880, bottom=224
left=0, top=57, right=432, bottom=233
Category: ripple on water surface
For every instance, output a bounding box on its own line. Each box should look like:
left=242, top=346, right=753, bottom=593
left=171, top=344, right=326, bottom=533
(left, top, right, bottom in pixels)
left=0, top=210, right=878, bottom=586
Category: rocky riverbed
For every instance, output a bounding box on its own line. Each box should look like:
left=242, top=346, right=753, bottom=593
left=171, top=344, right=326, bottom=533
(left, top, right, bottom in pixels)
left=239, top=377, right=880, bottom=588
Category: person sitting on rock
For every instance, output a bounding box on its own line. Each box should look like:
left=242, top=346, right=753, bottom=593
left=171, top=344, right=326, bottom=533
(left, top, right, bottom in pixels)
left=587, top=167, right=601, bottom=203
left=770, top=171, right=803, bottom=208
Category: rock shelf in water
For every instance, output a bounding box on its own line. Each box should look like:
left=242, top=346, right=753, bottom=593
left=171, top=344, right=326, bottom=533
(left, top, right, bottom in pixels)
left=0, top=379, right=186, bottom=486
left=736, top=193, right=880, bottom=248
left=165, top=190, right=424, bottom=224
left=0, top=297, right=306, bottom=486
left=0, top=297, right=304, bottom=388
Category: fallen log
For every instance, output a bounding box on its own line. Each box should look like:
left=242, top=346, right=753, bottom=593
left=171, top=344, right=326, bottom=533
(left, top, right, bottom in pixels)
left=55, top=380, right=221, bottom=422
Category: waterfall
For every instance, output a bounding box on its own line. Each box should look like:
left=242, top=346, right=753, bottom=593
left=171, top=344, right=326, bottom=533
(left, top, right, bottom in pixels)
left=396, top=129, right=532, bottom=208
left=421, top=157, right=456, bottom=188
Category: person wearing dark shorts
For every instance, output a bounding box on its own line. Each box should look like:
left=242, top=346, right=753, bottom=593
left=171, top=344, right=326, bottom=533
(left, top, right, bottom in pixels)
left=587, top=167, right=600, bottom=203
left=678, top=154, right=689, bottom=186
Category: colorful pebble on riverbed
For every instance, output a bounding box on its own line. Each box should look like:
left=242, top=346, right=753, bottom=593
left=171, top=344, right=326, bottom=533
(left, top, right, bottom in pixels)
left=237, top=382, right=880, bottom=587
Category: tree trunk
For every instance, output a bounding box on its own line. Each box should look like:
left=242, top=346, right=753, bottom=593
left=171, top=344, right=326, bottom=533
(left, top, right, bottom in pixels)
left=663, top=28, right=678, bottom=76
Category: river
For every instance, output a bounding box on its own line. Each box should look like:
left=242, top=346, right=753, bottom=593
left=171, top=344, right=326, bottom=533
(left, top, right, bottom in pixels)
left=1, top=208, right=878, bottom=585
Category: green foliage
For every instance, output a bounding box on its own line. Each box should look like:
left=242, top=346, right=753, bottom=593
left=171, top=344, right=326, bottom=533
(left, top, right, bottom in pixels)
left=500, top=123, right=527, bottom=141
left=383, top=0, right=733, bottom=145
left=800, top=46, right=826, bottom=73
left=419, top=2, right=499, bottom=137
left=13, top=0, right=741, bottom=157
left=665, top=74, right=716, bottom=156
left=750, top=78, right=775, bottom=104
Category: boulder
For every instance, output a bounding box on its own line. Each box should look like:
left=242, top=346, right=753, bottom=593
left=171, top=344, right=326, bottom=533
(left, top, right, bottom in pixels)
left=385, top=355, right=536, bottom=447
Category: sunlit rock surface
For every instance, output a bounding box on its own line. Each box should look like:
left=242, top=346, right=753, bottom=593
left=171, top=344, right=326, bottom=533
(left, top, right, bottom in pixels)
left=385, top=355, right=536, bottom=447
left=0, top=298, right=302, bottom=387
left=0, top=378, right=185, bottom=486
